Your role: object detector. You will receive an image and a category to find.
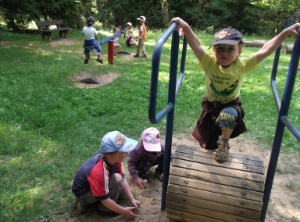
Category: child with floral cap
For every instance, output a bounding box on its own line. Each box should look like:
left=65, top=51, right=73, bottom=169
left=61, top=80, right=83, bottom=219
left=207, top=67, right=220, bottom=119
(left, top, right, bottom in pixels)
left=127, top=127, right=174, bottom=188
left=125, top=22, right=137, bottom=47
left=72, top=131, right=140, bottom=219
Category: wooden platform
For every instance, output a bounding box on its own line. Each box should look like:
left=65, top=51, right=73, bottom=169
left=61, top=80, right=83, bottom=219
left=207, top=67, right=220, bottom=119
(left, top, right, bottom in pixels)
left=166, top=145, right=265, bottom=222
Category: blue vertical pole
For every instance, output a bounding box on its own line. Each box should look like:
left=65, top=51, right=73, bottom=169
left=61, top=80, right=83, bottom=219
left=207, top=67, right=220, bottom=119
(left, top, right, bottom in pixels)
left=161, top=31, right=180, bottom=211
left=260, top=29, right=300, bottom=221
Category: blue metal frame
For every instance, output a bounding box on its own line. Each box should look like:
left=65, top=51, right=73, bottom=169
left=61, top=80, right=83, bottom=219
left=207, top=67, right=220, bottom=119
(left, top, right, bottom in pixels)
left=149, top=19, right=299, bottom=220
left=149, top=22, right=187, bottom=210
left=260, top=26, right=300, bottom=221
left=99, top=31, right=123, bottom=45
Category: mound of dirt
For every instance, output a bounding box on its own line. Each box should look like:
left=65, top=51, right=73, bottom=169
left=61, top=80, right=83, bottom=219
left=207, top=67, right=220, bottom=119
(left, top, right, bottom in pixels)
left=71, top=72, right=120, bottom=88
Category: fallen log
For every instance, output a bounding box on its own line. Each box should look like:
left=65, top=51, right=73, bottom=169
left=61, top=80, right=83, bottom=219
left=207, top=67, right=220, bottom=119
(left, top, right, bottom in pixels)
left=281, top=44, right=293, bottom=54
left=244, top=40, right=266, bottom=47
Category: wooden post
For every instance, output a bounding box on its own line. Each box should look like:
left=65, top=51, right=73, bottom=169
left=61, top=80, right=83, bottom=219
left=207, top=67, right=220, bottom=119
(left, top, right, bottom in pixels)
left=108, top=40, right=114, bottom=64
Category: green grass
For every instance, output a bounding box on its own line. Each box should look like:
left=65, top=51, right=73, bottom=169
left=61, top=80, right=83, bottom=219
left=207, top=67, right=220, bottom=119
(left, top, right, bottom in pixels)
left=0, top=28, right=299, bottom=221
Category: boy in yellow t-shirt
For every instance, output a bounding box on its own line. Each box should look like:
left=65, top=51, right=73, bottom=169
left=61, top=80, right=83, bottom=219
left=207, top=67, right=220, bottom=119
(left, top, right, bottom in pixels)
left=171, top=17, right=300, bottom=162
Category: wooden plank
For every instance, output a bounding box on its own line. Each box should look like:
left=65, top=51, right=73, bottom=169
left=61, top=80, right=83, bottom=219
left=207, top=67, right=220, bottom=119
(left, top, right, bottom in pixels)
left=174, top=151, right=264, bottom=174
left=169, top=175, right=263, bottom=202
left=176, top=145, right=264, bottom=167
left=170, top=166, right=264, bottom=191
left=176, top=145, right=264, bottom=162
left=166, top=208, right=226, bottom=222
left=166, top=201, right=259, bottom=222
left=172, top=158, right=265, bottom=182
left=166, top=185, right=262, bottom=219
left=167, top=145, right=264, bottom=221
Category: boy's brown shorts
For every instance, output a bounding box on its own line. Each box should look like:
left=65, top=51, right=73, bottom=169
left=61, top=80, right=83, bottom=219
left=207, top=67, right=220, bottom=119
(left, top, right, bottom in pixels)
left=77, top=173, right=124, bottom=208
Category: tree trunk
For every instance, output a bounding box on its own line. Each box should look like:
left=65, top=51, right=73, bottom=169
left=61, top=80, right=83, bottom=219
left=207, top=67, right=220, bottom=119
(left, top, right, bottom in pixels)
left=161, top=0, right=169, bottom=28
left=76, top=6, right=84, bottom=30
left=6, top=15, right=20, bottom=31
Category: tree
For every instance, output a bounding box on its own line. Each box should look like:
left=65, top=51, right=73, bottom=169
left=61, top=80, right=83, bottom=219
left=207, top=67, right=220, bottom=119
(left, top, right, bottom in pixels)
left=1, top=0, right=299, bottom=34
left=161, top=0, right=169, bottom=27
left=0, top=0, right=38, bottom=30
left=204, top=0, right=262, bottom=34
left=0, top=0, right=78, bottom=30
left=258, top=0, right=300, bottom=34
left=35, top=0, right=78, bottom=26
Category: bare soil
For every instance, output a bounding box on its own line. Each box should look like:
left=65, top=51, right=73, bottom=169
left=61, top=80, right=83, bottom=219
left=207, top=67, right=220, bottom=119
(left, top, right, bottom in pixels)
left=62, top=73, right=300, bottom=222
left=71, top=72, right=120, bottom=88
left=55, top=134, right=300, bottom=222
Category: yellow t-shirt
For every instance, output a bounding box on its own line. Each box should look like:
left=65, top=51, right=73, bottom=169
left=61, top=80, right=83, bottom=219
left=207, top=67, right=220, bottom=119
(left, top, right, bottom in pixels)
left=126, top=28, right=134, bottom=37
left=199, top=52, right=258, bottom=103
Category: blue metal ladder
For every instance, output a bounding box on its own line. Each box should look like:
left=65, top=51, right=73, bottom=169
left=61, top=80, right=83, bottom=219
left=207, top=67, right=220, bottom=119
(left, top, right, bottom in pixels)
left=149, top=20, right=300, bottom=221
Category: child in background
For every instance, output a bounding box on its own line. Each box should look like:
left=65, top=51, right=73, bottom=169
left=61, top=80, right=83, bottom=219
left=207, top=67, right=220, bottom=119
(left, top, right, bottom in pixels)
left=113, top=26, right=121, bottom=56
left=82, top=16, right=103, bottom=64
left=134, top=16, right=147, bottom=58
left=125, top=22, right=137, bottom=47
left=171, top=17, right=300, bottom=162
left=72, top=131, right=140, bottom=219
left=179, top=28, right=185, bottom=40
left=127, top=127, right=174, bottom=188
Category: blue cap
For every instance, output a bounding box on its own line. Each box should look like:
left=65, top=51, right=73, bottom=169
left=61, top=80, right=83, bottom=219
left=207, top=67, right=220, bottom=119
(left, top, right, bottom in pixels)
left=100, top=131, right=138, bottom=153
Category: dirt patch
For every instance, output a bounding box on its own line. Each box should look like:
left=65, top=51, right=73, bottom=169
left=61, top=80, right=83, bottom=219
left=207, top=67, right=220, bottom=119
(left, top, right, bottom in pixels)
left=119, top=52, right=135, bottom=60
left=70, top=72, right=120, bottom=88
left=0, top=41, right=11, bottom=45
left=50, top=38, right=79, bottom=46
left=61, top=134, right=300, bottom=222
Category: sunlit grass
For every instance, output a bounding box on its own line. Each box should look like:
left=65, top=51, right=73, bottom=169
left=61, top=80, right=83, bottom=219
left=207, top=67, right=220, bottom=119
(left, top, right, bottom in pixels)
left=0, top=28, right=299, bottom=221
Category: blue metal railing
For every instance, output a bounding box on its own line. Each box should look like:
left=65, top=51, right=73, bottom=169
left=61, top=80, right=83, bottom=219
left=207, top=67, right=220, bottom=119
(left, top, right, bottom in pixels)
left=260, top=22, right=300, bottom=221
left=149, top=22, right=187, bottom=210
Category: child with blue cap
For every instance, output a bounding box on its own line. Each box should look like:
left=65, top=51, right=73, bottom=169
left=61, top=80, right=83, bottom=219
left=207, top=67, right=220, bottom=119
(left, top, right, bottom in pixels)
left=72, top=131, right=140, bottom=219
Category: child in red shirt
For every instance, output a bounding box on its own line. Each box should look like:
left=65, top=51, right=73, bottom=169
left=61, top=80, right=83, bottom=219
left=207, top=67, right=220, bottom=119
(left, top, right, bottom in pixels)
left=72, top=131, right=140, bottom=219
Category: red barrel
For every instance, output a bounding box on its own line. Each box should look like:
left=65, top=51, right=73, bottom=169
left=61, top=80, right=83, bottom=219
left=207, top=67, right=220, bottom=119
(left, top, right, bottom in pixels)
left=108, top=40, right=114, bottom=64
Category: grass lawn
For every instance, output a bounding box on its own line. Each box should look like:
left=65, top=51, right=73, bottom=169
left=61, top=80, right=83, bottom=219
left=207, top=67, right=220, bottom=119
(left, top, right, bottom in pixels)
left=0, top=27, right=299, bottom=221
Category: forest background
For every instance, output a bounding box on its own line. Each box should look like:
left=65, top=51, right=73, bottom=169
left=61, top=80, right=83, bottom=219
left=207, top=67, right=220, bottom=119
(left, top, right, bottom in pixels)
left=0, top=0, right=300, bottom=36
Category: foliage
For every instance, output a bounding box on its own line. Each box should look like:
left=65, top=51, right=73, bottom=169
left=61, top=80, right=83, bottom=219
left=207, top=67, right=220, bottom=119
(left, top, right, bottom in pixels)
left=35, top=0, right=78, bottom=26
left=203, top=0, right=262, bottom=34
left=96, top=0, right=163, bottom=29
left=0, top=0, right=38, bottom=30
left=168, top=0, right=205, bottom=29
left=256, top=0, right=300, bottom=35
left=1, top=0, right=299, bottom=35
left=0, top=0, right=79, bottom=30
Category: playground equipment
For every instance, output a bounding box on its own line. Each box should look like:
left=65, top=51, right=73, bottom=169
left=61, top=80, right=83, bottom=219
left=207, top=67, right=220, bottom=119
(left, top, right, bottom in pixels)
left=108, top=40, right=114, bottom=64
left=149, top=15, right=300, bottom=222
left=84, top=31, right=124, bottom=64
left=98, top=31, right=123, bottom=46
